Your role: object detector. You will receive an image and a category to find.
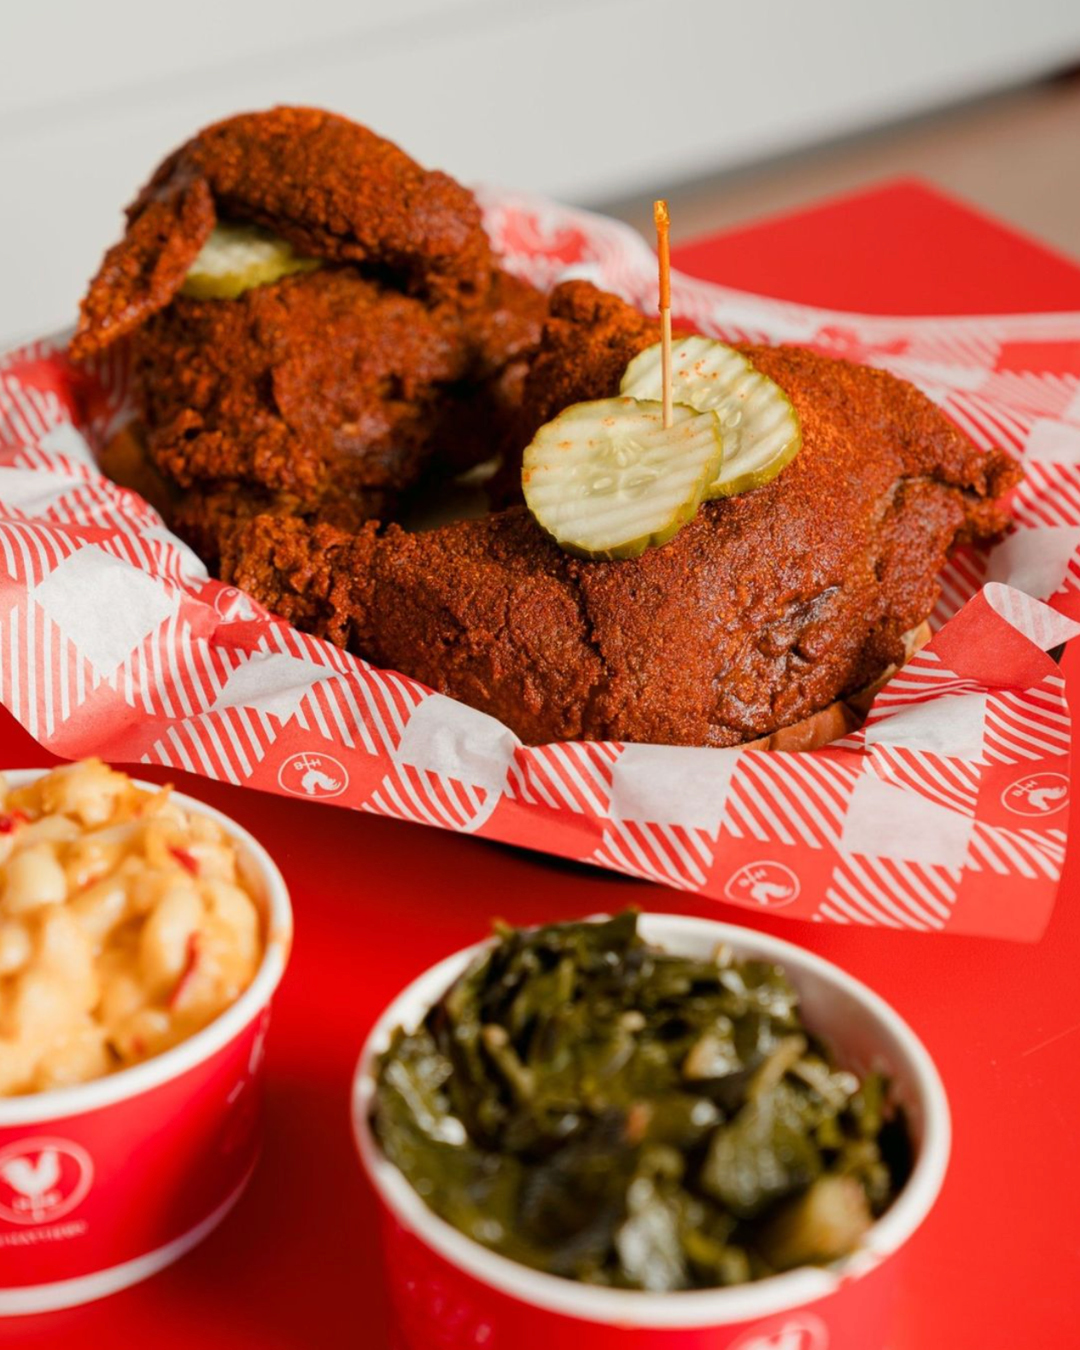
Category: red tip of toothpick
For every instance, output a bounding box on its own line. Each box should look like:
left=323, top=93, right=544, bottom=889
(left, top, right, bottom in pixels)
left=654, top=200, right=673, bottom=426
left=654, top=199, right=671, bottom=311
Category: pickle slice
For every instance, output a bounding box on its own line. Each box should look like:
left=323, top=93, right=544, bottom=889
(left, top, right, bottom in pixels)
left=522, top=396, right=723, bottom=560
left=621, top=336, right=801, bottom=498
left=181, top=222, right=322, bottom=300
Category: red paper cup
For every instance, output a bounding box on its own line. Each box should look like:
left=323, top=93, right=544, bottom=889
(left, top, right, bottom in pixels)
left=0, top=771, right=292, bottom=1315
left=353, top=913, right=949, bottom=1350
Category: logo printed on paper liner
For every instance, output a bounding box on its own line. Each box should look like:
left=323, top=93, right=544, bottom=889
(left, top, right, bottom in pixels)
left=212, top=585, right=259, bottom=622
left=729, top=1312, right=829, bottom=1350
left=0, top=1137, right=94, bottom=1226
left=724, top=861, right=801, bottom=908
left=277, top=752, right=349, bottom=799
left=1000, top=771, right=1069, bottom=817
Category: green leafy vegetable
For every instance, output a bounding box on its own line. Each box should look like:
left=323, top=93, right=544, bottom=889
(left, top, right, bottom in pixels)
left=372, top=912, right=910, bottom=1290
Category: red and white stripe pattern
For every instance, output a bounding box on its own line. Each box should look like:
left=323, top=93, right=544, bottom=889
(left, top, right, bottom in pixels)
left=590, top=819, right=715, bottom=892
left=967, top=821, right=1066, bottom=880
left=259, top=622, right=425, bottom=758
left=931, top=548, right=988, bottom=632
left=721, top=750, right=860, bottom=850
left=978, top=369, right=1080, bottom=422
left=861, top=647, right=986, bottom=718
left=141, top=700, right=275, bottom=787
left=0, top=595, right=96, bottom=743
left=868, top=745, right=981, bottom=817
left=0, top=189, right=1073, bottom=940
left=984, top=674, right=1071, bottom=764
left=1012, top=460, right=1080, bottom=529
left=506, top=740, right=617, bottom=816
left=0, top=372, right=62, bottom=453
left=366, top=765, right=491, bottom=833
left=818, top=854, right=961, bottom=932
left=0, top=518, right=84, bottom=587
left=936, top=389, right=1031, bottom=457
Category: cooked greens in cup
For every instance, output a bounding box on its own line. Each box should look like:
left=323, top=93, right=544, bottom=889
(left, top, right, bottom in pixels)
left=372, top=912, right=912, bottom=1292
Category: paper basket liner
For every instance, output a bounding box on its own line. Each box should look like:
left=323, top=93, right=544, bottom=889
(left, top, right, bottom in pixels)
left=1, top=189, right=1078, bottom=940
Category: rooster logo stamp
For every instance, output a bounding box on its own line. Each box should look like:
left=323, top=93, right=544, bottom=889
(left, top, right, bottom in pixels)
left=0, top=1137, right=93, bottom=1225
left=1000, top=772, right=1069, bottom=818
left=724, top=861, right=801, bottom=909
left=277, top=751, right=349, bottom=800
left=212, top=585, right=259, bottom=623
left=729, top=1312, right=829, bottom=1350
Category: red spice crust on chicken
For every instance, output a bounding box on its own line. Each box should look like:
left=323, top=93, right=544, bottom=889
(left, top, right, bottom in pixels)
left=71, top=107, right=546, bottom=559
left=71, top=107, right=498, bottom=358
left=223, top=281, right=1020, bottom=748
left=71, top=109, right=1020, bottom=748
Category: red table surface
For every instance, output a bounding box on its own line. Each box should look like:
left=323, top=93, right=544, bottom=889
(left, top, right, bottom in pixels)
left=3, top=180, right=1078, bottom=1350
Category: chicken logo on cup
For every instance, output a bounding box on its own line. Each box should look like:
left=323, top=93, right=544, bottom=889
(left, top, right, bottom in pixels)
left=1000, top=771, right=1069, bottom=818
left=729, top=1312, right=829, bottom=1350
left=277, top=751, right=349, bottom=799
left=724, top=861, right=801, bottom=908
left=0, top=1137, right=94, bottom=1226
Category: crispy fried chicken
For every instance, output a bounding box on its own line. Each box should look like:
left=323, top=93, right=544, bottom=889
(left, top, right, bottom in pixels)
left=72, top=107, right=545, bottom=562
left=73, top=108, right=1019, bottom=748
left=224, top=282, right=1020, bottom=747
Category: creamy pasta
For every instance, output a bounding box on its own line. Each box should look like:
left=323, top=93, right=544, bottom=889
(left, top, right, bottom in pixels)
left=0, top=760, right=264, bottom=1095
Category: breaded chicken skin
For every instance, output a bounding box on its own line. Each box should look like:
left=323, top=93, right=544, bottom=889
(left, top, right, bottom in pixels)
left=224, top=283, right=1020, bottom=747
left=72, top=107, right=546, bottom=560
left=71, top=107, right=497, bottom=358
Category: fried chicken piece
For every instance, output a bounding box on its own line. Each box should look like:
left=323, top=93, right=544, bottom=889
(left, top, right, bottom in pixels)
left=139, top=265, right=544, bottom=557
left=489, top=279, right=660, bottom=506
left=135, top=270, right=471, bottom=496
left=224, top=283, right=1020, bottom=747
left=142, top=266, right=543, bottom=562
left=71, top=107, right=496, bottom=359
left=70, top=107, right=546, bottom=561
left=515, top=280, right=659, bottom=440
left=432, top=269, right=551, bottom=476
left=167, top=481, right=394, bottom=572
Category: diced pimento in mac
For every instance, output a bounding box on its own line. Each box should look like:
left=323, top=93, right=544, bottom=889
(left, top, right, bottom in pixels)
left=0, top=759, right=263, bottom=1095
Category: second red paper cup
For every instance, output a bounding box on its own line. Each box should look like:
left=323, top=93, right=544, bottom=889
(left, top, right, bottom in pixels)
left=353, top=912, right=950, bottom=1350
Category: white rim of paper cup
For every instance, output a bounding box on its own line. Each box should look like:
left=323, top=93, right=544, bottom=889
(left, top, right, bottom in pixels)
left=352, top=912, right=951, bottom=1330
left=0, top=769, right=293, bottom=1128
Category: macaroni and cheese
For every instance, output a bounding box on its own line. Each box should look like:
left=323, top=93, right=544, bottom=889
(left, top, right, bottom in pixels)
left=0, top=760, right=264, bottom=1095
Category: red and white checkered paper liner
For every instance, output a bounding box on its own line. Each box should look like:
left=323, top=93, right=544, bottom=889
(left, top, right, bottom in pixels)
left=1, top=189, right=1079, bottom=940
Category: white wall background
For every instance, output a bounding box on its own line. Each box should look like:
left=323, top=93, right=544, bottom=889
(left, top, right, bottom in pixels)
left=2, top=0, right=1079, bottom=346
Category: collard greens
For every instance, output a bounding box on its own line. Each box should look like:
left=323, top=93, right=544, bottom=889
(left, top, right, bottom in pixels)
left=373, top=913, right=911, bottom=1290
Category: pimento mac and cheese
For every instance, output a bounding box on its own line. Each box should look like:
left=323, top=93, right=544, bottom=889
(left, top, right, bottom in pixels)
left=0, top=761, right=264, bottom=1095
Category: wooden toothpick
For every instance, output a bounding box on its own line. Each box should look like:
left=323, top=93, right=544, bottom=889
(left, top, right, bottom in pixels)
left=654, top=199, right=673, bottom=428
